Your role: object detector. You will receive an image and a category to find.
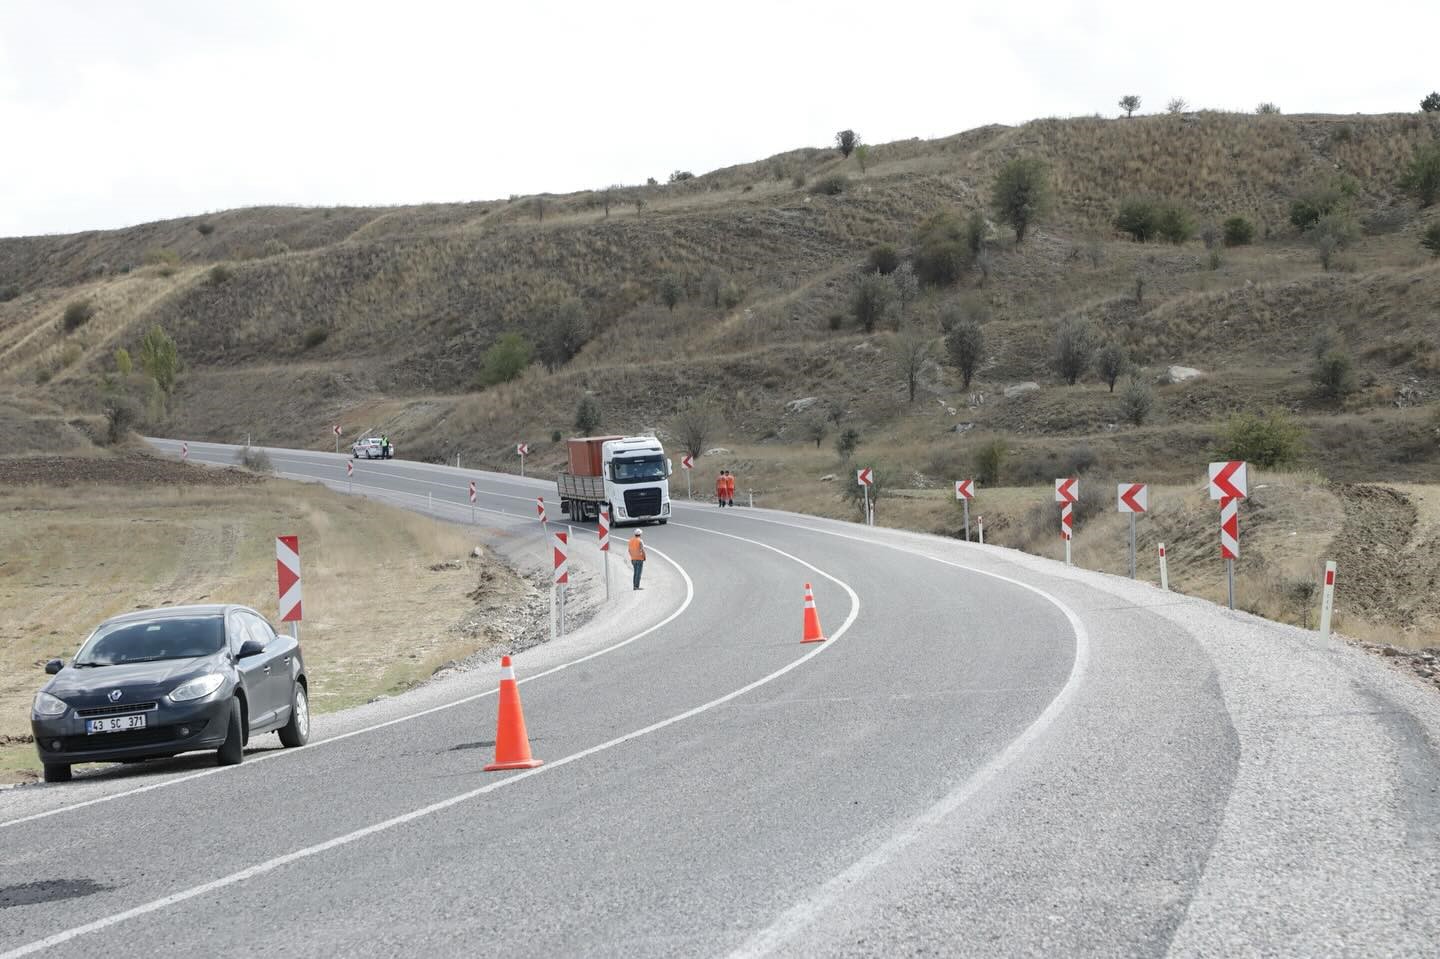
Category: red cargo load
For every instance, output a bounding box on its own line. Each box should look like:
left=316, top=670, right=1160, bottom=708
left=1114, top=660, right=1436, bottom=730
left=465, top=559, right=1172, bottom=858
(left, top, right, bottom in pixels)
left=567, top=436, right=622, bottom=477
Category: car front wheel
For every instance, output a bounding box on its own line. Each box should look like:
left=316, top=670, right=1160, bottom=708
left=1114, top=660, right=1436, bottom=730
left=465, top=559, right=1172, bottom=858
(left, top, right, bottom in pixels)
left=278, top=682, right=310, bottom=748
left=43, top=763, right=71, bottom=784
left=217, top=698, right=245, bottom=766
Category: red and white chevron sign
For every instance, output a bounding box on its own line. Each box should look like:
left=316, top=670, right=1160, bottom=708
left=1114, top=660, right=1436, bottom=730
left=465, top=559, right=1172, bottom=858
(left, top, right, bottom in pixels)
left=1117, top=483, right=1148, bottom=513
left=1209, top=461, right=1248, bottom=500
left=332, top=425, right=341, bottom=437
left=468, top=481, right=476, bottom=504
left=1054, top=477, right=1078, bottom=504
left=180, top=442, right=188, bottom=461
left=552, top=530, right=569, bottom=585
left=1060, top=502, right=1074, bottom=540
left=537, top=496, right=547, bottom=523
left=517, top=443, right=529, bottom=456
left=856, top=467, right=874, bottom=487
left=598, top=508, right=610, bottom=552
left=1220, top=496, right=1240, bottom=559
left=346, top=460, right=353, bottom=477
left=681, top=454, right=694, bottom=471
left=955, top=479, right=974, bottom=501
left=276, top=535, right=302, bottom=623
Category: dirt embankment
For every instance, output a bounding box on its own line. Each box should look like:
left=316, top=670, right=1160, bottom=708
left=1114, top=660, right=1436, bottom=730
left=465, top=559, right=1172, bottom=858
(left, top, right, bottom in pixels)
left=0, top=453, right=259, bottom=487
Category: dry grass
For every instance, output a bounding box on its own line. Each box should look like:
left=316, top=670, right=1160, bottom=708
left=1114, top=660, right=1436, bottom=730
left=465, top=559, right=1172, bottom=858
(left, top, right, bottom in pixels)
left=0, top=478, right=500, bottom=783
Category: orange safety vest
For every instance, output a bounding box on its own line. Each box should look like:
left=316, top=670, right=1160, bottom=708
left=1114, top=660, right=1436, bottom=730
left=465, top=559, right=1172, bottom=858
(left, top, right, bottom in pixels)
left=725, top=474, right=736, bottom=497
left=716, top=475, right=727, bottom=496
left=628, top=536, right=646, bottom=562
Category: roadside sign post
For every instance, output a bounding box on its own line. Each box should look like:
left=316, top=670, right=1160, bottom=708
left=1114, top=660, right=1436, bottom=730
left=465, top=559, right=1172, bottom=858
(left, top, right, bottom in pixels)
left=333, top=424, right=341, bottom=455
left=857, top=468, right=874, bottom=526
left=552, top=529, right=568, bottom=639
left=517, top=443, right=529, bottom=477
left=1209, top=461, right=1248, bottom=611
left=276, top=535, right=302, bottom=641
left=1055, top=477, right=1078, bottom=566
left=1319, top=561, right=1337, bottom=646
left=1117, top=483, right=1149, bottom=579
left=346, top=459, right=353, bottom=494
left=181, top=442, right=189, bottom=461
left=1158, top=543, right=1169, bottom=591
left=978, top=516, right=985, bottom=545
left=468, top=480, right=477, bottom=523
left=599, top=508, right=611, bottom=601
left=955, top=479, right=975, bottom=541
left=681, top=454, right=694, bottom=499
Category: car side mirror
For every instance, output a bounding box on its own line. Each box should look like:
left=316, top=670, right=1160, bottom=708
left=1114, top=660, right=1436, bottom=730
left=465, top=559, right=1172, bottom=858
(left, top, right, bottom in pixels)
left=45, top=659, right=64, bottom=675
left=237, top=639, right=266, bottom=659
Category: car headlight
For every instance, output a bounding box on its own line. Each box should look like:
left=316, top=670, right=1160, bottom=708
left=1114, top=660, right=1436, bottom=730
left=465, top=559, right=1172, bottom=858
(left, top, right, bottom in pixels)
left=169, top=673, right=225, bottom=702
left=33, top=691, right=68, bottom=717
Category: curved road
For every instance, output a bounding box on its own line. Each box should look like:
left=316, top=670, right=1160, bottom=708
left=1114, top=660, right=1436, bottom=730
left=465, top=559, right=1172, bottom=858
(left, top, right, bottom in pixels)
left=3, top=441, right=1439, bottom=957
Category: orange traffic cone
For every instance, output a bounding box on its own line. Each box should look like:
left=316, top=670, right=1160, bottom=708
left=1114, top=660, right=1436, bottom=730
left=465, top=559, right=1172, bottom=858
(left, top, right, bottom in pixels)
left=483, top=656, right=544, bottom=771
left=801, top=582, right=826, bottom=644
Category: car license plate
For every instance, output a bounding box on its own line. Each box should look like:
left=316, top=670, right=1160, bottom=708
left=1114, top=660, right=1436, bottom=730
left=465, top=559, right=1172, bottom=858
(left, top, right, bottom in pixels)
left=86, top=714, right=147, bottom=734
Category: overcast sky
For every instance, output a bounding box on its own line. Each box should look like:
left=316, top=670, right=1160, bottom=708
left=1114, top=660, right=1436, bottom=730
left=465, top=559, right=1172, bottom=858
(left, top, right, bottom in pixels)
left=1, top=0, right=1436, bottom=237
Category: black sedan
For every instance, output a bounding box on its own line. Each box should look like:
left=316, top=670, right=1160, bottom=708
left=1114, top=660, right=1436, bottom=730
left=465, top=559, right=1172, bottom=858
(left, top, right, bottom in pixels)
left=31, top=604, right=310, bottom=783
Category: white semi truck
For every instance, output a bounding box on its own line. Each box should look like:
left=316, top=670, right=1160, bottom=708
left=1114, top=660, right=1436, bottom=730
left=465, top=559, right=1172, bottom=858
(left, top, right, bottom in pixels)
left=557, top=435, right=672, bottom=525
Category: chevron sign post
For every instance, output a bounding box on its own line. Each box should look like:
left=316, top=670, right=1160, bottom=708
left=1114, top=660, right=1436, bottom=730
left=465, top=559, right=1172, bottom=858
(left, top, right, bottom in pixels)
left=857, top=467, right=875, bottom=526
left=180, top=442, right=189, bottom=461
left=1117, top=483, right=1148, bottom=579
left=1055, top=477, right=1078, bottom=566
left=598, top=507, right=611, bottom=600
left=1210, top=461, right=1248, bottom=609
left=552, top=529, right=569, bottom=638
left=681, top=453, right=694, bottom=498
left=517, top=442, right=528, bottom=477
left=276, top=535, right=302, bottom=639
left=537, top=496, right=547, bottom=525
left=332, top=424, right=342, bottom=453
left=468, top=480, right=477, bottom=522
left=955, top=479, right=975, bottom=541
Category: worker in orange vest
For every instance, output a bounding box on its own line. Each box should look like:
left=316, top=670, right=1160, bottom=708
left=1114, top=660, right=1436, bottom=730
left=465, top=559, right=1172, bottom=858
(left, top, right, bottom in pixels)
left=724, top=469, right=736, bottom=507
left=627, top=530, right=646, bottom=589
left=716, top=471, right=728, bottom=508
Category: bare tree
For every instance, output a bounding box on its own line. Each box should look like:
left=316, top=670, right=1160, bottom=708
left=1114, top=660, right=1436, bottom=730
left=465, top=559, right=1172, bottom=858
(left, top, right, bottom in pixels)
left=891, top=262, right=919, bottom=319
left=1166, top=97, right=1188, bottom=114
left=803, top=417, right=828, bottom=448
left=1119, top=95, right=1142, bottom=118
left=890, top=326, right=932, bottom=403
left=1053, top=318, right=1095, bottom=385
left=671, top=401, right=719, bottom=459
left=853, top=272, right=892, bottom=333
left=1096, top=343, right=1128, bottom=392
left=945, top=318, right=985, bottom=389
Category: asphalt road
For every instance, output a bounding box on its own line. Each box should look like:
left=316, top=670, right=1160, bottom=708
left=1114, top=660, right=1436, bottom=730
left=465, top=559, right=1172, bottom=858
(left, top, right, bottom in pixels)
left=3, top=441, right=1439, bottom=957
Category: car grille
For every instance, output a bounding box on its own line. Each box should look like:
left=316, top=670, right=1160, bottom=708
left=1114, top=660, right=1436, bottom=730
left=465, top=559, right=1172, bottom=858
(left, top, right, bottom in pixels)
left=76, top=702, right=158, bottom=718
left=58, top=720, right=208, bottom=752
left=623, top=488, right=662, bottom=517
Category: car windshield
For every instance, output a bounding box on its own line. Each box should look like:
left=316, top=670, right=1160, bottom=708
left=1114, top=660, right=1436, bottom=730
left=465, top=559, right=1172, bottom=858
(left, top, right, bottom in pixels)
left=611, top=455, right=666, bottom=483
left=73, top=616, right=226, bottom=666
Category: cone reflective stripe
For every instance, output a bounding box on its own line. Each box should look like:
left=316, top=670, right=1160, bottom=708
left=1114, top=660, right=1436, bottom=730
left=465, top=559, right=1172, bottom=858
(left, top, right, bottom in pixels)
left=801, top=582, right=826, bottom=643
left=598, top=508, right=610, bottom=551
left=1220, top=496, right=1240, bottom=559
left=483, top=655, right=543, bottom=771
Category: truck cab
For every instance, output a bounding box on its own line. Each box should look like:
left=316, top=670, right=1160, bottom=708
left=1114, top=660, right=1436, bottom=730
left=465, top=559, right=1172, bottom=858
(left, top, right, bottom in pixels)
left=557, top=435, right=672, bottom=525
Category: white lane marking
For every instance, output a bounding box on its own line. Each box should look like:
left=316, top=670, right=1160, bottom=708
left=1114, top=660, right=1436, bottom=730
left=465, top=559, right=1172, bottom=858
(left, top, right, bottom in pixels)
left=0, top=545, right=692, bottom=831
left=1, top=534, right=860, bottom=958
left=724, top=556, right=1091, bottom=957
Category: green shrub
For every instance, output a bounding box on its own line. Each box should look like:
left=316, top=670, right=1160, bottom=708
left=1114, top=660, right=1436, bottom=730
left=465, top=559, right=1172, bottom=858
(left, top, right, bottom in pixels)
left=303, top=327, right=329, bottom=349
left=1096, top=343, right=1128, bottom=391
left=852, top=272, right=892, bottom=333
left=944, top=318, right=984, bottom=389
left=658, top=273, right=682, bottom=311
left=1256, top=102, right=1281, bottom=115
left=1052, top=318, right=1095, bottom=385
left=102, top=394, right=140, bottom=444
left=835, top=129, right=859, bottom=158
left=234, top=446, right=275, bottom=473
left=261, top=238, right=290, bottom=257
left=668, top=170, right=694, bottom=183
left=35, top=367, right=52, bottom=385
left=1115, top=198, right=1160, bottom=241
left=990, top=156, right=1050, bottom=244
left=1155, top=203, right=1195, bottom=244
left=1289, top=178, right=1355, bottom=229
left=0, top=283, right=19, bottom=302
left=114, top=348, right=132, bottom=376
left=139, top=325, right=180, bottom=395
left=913, top=211, right=972, bottom=286
left=550, top=429, right=563, bottom=443
left=827, top=311, right=845, bottom=331
left=1312, top=348, right=1356, bottom=399
left=835, top=426, right=861, bottom=461
left=1222, top=216, right=1255, bottom=246
left=1217, top=411, right=1305, bottom=468
left=62, top=300, right=95, bottom=332
left=1423, top=92, right=1440, bottom=113
left=59, top=342, right=82, bottom=368
left=1311, top=212, right=1359, bottom=270
left=207, top=264, right=232, bottom=285
left=1399, top=144, right=1440, bottom=208
left=810, top=174, right=849, bottom=196
left=719, top=280, right=744, bottom=309
left=575, top=395, right=602, bottom=434
left=476, top=333, right=532, bottom=387
left=196, top=221, right=215, bottom=236
left=974, top=438, right=1008, bottom=485
left=1118, top=378, right=1154, bottom=425
left=1422, top=223, right=1440, bottom=256
left=867, top=244, right=900, bottom=275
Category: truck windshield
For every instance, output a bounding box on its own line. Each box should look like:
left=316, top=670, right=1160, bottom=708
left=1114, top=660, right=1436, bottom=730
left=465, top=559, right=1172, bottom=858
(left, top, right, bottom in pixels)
left=611, top=455, right=666, bottom=483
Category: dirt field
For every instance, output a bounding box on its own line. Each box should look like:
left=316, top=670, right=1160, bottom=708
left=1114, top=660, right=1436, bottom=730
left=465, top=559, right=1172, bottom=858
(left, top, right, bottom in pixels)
left=0, top=459, right=543, bottom=784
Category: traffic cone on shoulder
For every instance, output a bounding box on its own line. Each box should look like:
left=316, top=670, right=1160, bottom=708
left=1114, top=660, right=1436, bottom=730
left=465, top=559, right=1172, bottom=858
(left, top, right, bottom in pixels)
left=801, top=582, right=826, bottom=644
left=483, top=656, right=543, bottom=771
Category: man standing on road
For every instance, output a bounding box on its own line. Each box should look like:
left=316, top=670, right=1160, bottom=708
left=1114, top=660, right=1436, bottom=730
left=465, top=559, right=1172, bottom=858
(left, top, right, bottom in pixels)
left=716, top=471, right=727, bottom=508
left=627, top=530, right=646, bottom=590
left=724, top=469, right=736, bottom=507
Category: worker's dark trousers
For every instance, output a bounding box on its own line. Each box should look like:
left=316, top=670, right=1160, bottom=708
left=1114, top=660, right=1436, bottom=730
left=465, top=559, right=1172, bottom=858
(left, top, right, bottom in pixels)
left=632, top=560, right=644, bottom=589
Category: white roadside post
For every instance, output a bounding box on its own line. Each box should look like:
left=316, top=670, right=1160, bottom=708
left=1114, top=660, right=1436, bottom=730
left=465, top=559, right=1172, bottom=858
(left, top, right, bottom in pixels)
left=552, top=529, right=569, bottom=638
left=681, top=454, right=694, bottom=499
left=1055, top=477, right=1078, bottom=566
left=857, top=467, right=874, bottom=526
left=955, top=479, right=975, bottom=541
left=332, top=424, right=341, bottom=455
left=468, top=480, right=477, bottom=524
left=1209, top=461, right=1248, bottom=610
left=1117, top=483, right=1149, bottom=579
left=1158, top=542, right=1170, bottom=591
left=1319, top=561, right=1338, bottom=646
left=978, top=515, right=985, bottom=545
left=181, top=441, right=189, bottom=461
left=598, top=508, right=611, bottom=601
left=346, top=459, right=353, bottom=494
left=276, top=535, right=302, bottom=641
left=517, top=442, right=529, bottom=477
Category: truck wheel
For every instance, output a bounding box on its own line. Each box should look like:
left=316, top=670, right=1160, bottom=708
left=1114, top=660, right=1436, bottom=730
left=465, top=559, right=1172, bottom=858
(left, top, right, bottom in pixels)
left=657, top=519, right=668, bottom=525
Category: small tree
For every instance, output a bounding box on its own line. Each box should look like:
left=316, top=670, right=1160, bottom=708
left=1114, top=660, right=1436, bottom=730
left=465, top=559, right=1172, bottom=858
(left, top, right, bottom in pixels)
left=835, top=129, right=859, bottom=158
left=913, top=211, right=972, bottom=285
left=672, top=400, right=718, bottom=459
left=944, top=317, right=985, bottom=389
left=1115, top=197, right=1160, bottom=241
left=575, top=395, right=602, bottom=434
left=102, top=394, right=139, bottom=445
left=1052, top=318, right=1095, bottom=385
left=803, top=417, right=828, bottom=448
left=867, top=244, right=900, bottom=275
left=1223, top=216, right=1256, bottom=246
left=476, top=333, right=532, bottom=386
left=1399, top=144, right=1440, bottom=208
left=990, top=156, right=1050, bottom=244
left=1218, top=411, right=1305, bottom=467
left=853, top=272, right=892, bottom=333
left=1423, top=92, right=1440, bottom=113
left=669, top=170, right=694, bottom=183
left=114, top=348, right=132, bottom=376
left=974, top=438, right=1007, bottom=486
left=891, top=262, right=919, bottom=318
left=1255, top=102, right=1282, bottom=115
left=1421, top=223, right=1440, bottom=256
left=538, top=297, right=589, bottom=371
left=1119, top=95, right=1141, bottom=118
left=1166, top=97, right=1188, bottom=114
left=196, top=221, right=215, bottom=237
left=835, top=426, right=860, bottom=461
left=1156, top=203, right=1195, bottom=244
left=1312, top=348, right=1357, bottom=400
left=1096, top=343, right=1128, bottom=392
left=890, top=326, right=932, bottom=403
left=62, top=300, right=95, bottom=332
left=1311, top=212, right=1359, bottom=270
left=853, top=144, right=870, bottom=173
left=659, top=274, right=683, bottom=311
left=139, top=325, right=179, bottom=395
left=1118, top=377, right=1154, bottom=426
